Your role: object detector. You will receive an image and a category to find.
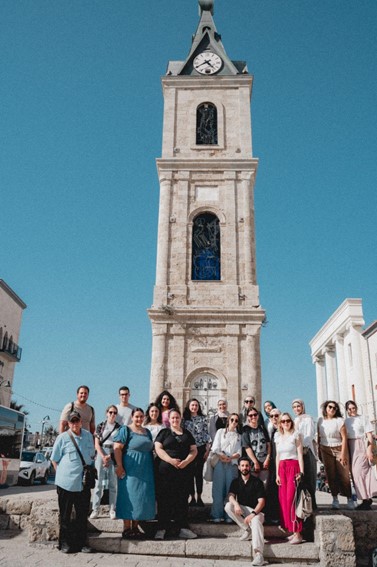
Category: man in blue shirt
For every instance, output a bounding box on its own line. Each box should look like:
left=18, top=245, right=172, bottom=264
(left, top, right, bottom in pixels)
left=51, top=411, right=95, bottom=553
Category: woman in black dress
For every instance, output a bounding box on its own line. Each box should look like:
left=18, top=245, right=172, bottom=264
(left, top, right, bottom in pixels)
left=154, top=409, right=197, bottom=540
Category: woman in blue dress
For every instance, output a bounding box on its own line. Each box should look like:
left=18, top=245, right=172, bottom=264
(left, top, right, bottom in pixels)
left=113, top=407, right=155, bottom=539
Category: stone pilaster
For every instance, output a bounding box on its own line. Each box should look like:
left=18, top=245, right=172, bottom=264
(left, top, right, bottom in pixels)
left=324, top=346, right=339, bottom=401
left=314, top=355, right=327, bottom=415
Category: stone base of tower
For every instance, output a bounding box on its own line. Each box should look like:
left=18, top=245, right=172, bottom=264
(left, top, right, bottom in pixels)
left=148, top=306, right=265, bottom=414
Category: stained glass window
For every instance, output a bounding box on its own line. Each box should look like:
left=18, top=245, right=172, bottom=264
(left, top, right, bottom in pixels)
left=192, top=213, right=220, bottom=280
left=196, top=103, right=218, bottom=145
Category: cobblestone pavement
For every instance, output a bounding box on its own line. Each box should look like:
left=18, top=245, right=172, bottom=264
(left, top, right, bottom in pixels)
left=0, top=531, right=316, bottom=567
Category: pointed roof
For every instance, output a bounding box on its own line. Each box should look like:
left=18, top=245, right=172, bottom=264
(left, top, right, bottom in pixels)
left=166, top=1, right=248, bottom=77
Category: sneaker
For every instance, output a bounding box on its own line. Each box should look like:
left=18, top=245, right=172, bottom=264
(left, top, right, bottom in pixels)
left=178, top=528, right=197, bottom=539
left=331, top=498, right=340, bottom=510
left=251, top=552, right=264, bottom=566
left=225, top=518, right=233, bottom=524
left=212, top=518, right=221, bottom=523
left=290, top=534, right=303, bottom=545
left=239, top=529, right=252, bottom=541
left=89, top=510, right=99, bottom=519
left=154, top=529, right=166, bottom=540
left=109, top=509, right=116, bottom=520
left=80, top=546, right=95, bottom=553
left=347, top=498, right=355, bottom=510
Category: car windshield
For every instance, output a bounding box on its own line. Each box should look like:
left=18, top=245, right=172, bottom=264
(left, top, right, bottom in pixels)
left=21, top=451, right=36, bottom=462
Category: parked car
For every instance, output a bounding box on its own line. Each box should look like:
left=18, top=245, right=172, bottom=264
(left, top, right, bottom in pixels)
left=18, top=451, right=50, bottom=485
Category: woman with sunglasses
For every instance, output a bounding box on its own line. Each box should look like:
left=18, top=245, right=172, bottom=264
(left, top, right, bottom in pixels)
left=210, top=413, right=242, bottom=522
left=275, top=412, right=304, bottom=544
left=209, top=398, right=230, bottom=441
left=113, top=408, right=156, bottom=539
left=182, top=398, right=211, bottom=507
left=242, top=408, right=271, bottom=488
left=154, top=408, right=198, bottom=540
left=90, top=405, right=121, bottom=520
left=317, top=400, right=353, bottom=510
left=345, top=400, right=377, bottom=510
left=291, top=399, right=317, bottom=510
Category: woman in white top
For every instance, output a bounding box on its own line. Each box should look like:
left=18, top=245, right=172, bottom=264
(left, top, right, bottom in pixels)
left=345, top=400, right=377, bottom=510
left=317, top=400, right=353, bottom=510
left=211, top=413, right=242, bottom=522
left=143, top=403, right=164, bottom=442
left=292, top=399, right=317, bottom=509
left=275, top=412, right=304, bottom=545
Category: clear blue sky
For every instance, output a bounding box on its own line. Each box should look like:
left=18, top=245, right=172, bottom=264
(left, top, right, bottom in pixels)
left=1, top=1, right=376, bottom=431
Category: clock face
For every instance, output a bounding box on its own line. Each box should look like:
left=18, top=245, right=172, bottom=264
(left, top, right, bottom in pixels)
left=193, top=52, right=222, bottom=75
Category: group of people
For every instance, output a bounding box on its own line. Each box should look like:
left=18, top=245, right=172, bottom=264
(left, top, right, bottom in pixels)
left=50, top=385, right=376, bottom=565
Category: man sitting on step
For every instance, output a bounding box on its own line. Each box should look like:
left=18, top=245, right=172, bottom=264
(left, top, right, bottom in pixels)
left=224, top=456, right=266, bottom=567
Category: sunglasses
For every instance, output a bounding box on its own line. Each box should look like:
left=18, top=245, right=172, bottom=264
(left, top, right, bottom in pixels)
left=280, top=419, right=291, bottom=423
left=327, top=405, right=337, bottom=410
left=244, top=400, right=254, bottom=403
left=270, top=414, right=279, bottom=418
left=230, top=418, right=239, bottom=423
left=108, top=411, right=117, bottom=415
left=248, top=413, right=258, bottom=417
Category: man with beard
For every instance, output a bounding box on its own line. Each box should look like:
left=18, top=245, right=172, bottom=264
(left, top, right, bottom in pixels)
left=224, top=457, right=265, bottom=567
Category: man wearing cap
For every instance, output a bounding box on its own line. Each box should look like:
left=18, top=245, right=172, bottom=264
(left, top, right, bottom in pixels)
left=240, top=396, right=264, bottom=427
left=59, top=385, right=95, bottom=434
left=224, top=456, right=265, bottom=567
left=51, top=411, right=95, bottom=554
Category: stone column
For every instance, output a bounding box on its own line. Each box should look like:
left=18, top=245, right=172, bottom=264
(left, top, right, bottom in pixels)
left=244, top=331, right=261, bottom=409
left=348, top=324, right=367, bottom=409
left=333, top=334, right=348, bottom=405
left=241, top=172, right=255, bottom=285
left=314, top=355, right=326, bottom=415
left=155, top=174, right=172, bottom=287
left=149, top=325, right=167, bottom=402
left=226, top=325, right=240, bottom=411
left=324, top=346, right=339, bottom=401
left=172, top=329, right=186, bottom=409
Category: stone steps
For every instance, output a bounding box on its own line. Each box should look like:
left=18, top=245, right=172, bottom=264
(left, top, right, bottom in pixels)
left=87, top=518, right=320, bottom=564
left=87, top=532, right=320, bottom=564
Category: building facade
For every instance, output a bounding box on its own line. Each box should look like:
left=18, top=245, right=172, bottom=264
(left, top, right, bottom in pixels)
left=0, top=280, right=27, bottom=407
left=310, top=298, right=377, bottom=427
left=148, top=0, right=265, bottom=414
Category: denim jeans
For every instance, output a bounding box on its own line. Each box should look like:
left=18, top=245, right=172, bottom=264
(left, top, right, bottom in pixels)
left=211, top=461, right=238, bottom=520
left=92, top=448, right=117, bottom=510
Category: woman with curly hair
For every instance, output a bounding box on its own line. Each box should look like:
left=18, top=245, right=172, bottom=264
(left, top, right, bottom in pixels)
left=154, top=390, right=180, bottom=428
left=317, top=400, right=353, bottom=510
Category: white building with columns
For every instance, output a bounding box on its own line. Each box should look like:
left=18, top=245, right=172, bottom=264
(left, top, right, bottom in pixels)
left=310, top=298, right=377, bottom=427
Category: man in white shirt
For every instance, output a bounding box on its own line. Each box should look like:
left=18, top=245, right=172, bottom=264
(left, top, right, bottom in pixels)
left=116, top=386, right=135, bottom=425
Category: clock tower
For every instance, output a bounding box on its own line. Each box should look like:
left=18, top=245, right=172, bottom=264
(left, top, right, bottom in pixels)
left=148, top=0, right=265, bottom=414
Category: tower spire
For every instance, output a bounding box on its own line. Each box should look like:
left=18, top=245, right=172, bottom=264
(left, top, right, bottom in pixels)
left=199, top=0, right=214, bottom=16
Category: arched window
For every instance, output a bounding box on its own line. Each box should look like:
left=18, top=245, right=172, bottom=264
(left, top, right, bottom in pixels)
left=196, top=103, right=218, bottom=145
left=192, top=212, right=220, bottom=280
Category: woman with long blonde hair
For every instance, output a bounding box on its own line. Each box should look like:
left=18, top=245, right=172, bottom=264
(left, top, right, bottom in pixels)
left=275, top=412, right=304, bottom=544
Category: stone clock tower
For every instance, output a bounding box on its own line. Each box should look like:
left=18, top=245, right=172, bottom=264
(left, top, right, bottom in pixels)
left=148, top=0, right=265, bottom=415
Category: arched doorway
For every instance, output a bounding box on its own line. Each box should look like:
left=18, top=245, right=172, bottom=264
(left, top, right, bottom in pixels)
left=190, top=373, right=225, bottom=417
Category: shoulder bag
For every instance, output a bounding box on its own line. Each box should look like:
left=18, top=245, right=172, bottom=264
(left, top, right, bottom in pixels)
left=68, top=431, right=97, bottom=489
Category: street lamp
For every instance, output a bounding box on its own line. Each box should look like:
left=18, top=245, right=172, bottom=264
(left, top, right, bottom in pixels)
left=40, top=415, right=50, bottom=449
